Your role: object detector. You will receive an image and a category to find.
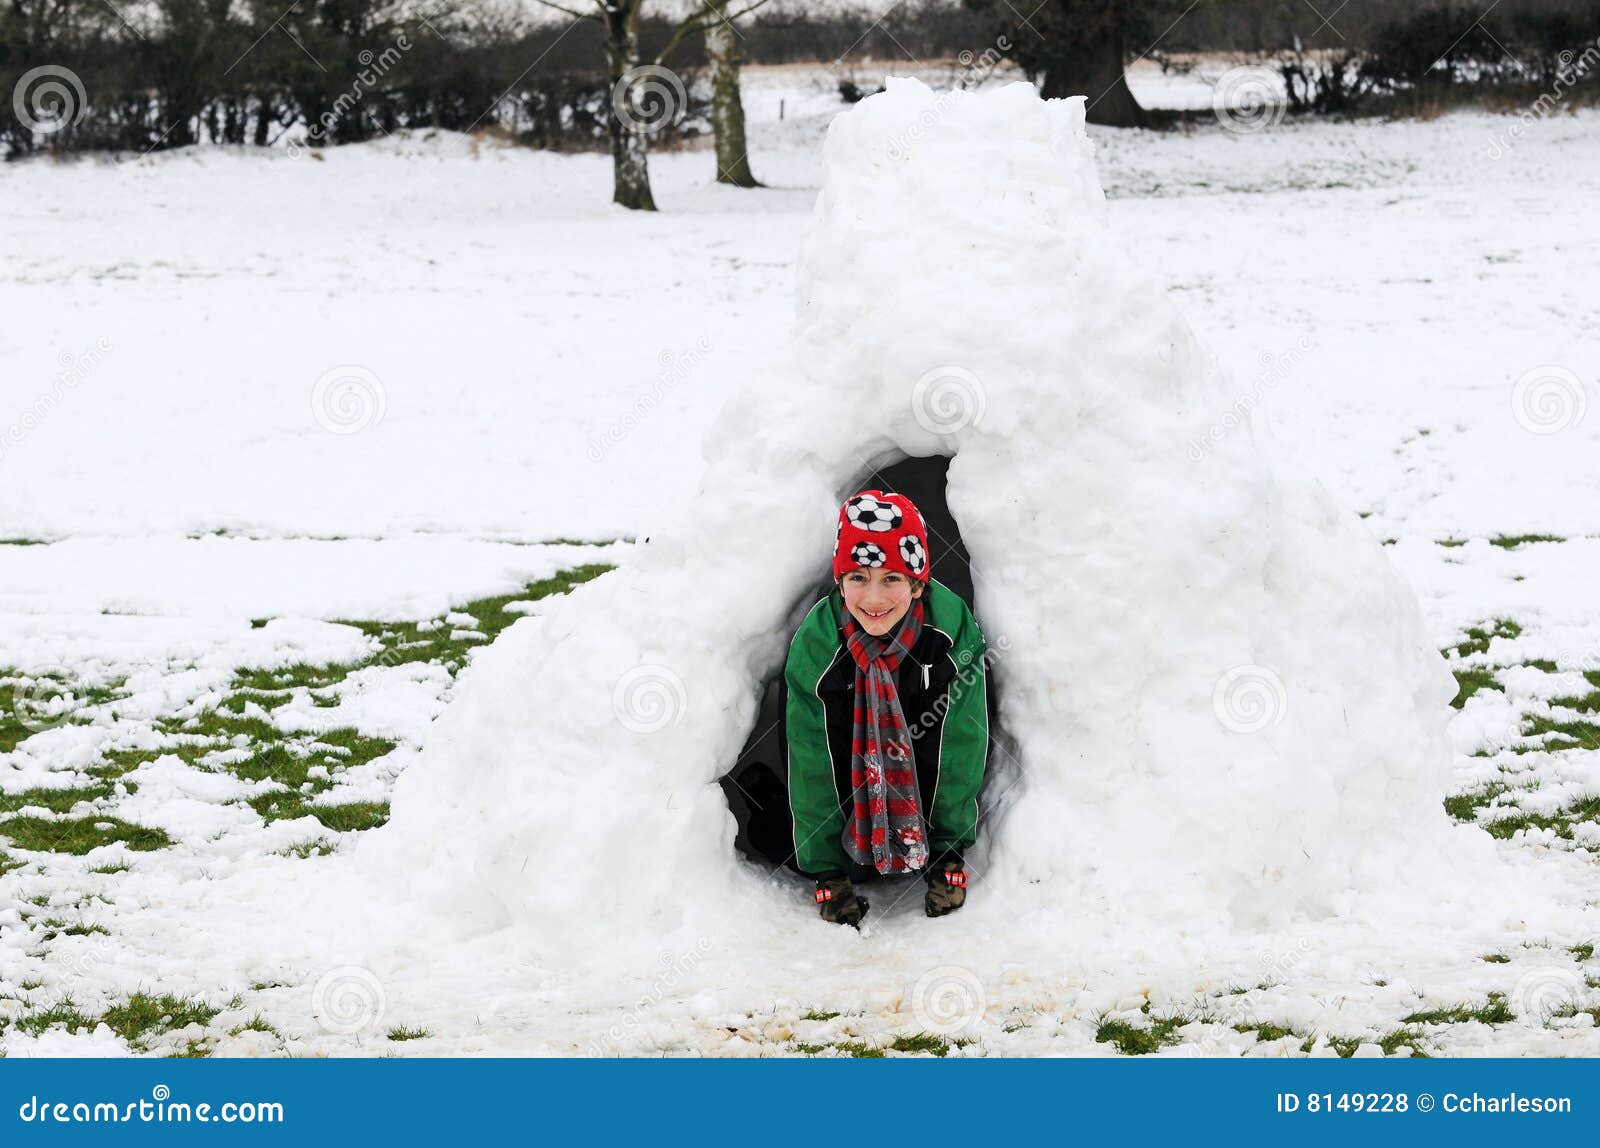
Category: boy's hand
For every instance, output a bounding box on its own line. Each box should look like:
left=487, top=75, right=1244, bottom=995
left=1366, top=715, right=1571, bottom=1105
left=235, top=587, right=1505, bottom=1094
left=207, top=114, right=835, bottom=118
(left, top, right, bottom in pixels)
left=924, top=860, right=967, bottom=917
left=815, top=876, right=869, bottom=928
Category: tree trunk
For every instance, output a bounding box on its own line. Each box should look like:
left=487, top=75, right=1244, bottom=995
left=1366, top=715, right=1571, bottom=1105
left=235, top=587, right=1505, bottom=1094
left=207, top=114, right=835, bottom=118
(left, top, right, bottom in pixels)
left=1040, top=7, right=1146, bottom=128
left=706, top=1, right=758, bottom=187
left=605, top=1, right=657, bottom=211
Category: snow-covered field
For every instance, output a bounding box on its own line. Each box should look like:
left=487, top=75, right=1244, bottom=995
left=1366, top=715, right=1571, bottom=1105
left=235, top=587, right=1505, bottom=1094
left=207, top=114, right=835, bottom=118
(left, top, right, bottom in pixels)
left=2, top=63, right=1599, bottom=1057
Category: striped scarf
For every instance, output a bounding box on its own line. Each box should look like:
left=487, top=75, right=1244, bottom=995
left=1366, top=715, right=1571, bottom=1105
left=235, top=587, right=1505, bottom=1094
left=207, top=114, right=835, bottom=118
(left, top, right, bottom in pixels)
left=841, top=597, right=929, bottom=875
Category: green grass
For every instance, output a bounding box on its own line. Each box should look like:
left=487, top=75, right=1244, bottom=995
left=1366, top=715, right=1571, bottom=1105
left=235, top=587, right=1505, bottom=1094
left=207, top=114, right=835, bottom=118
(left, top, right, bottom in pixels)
left=1403, top=992, right=1515, bottom=1026
left=1443, top=781, right=1509, bottom=824
left=1548, top=687, right=1600, bottom=716
left=2, top=564, right=617, bottom=862
left=0, top=673, right=128, bottom=752
left=228, top=1014, right=281, bottom=1038
left=1522, top=715, right=1600, bottom=753
left=1450, top=667, right=1501, bottom=709
left=791, top=1038, right=886, bottom=1058
left=888, top=1032, right=955, bottom=1056
left=1478, top=796, right=1600, bottom=842
left=1480, top=953, right=1510, bottom=964
left=0, top=815, right=170, bottom=854
left=99, top=992, right=220, bottom=1050
left=1446, top=619, right=1522, bottom=660
left=12, top=998, right=97, bottom=1037
left=387, top=1025, right=431, bottom=1041
left=0, top=783, right=114, bottom=815
left=1570, top=943, right=1594, bottom=962
left=1095, top=1014, right=1190, bottom=1056
left=1489, top=534, right=1564, bottom=550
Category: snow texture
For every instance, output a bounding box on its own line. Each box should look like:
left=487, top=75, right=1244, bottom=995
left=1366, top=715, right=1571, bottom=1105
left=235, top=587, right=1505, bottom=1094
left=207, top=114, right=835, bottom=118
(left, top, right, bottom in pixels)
left=356, top=79, right=1558, bottom=968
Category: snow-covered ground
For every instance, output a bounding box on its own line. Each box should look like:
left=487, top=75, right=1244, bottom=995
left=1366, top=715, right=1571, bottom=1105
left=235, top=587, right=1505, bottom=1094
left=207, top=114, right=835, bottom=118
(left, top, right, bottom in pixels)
left=1, top=63, right=1598, bottom=1057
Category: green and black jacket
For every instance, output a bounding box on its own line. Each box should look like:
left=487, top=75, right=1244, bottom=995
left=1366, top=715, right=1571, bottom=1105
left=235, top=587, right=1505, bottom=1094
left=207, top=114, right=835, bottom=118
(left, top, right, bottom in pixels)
left=782, top=579, right=991, bottom=878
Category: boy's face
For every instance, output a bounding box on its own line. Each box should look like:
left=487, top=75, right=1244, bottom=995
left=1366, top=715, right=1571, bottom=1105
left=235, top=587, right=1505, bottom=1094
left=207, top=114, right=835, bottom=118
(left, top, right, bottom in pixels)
left=840, top=568, right=924, bottom=637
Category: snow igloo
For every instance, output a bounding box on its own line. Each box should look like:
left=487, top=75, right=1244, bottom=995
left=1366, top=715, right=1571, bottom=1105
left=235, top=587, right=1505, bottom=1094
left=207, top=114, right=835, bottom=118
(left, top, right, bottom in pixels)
left=357, top=77, right=1494, bottom=965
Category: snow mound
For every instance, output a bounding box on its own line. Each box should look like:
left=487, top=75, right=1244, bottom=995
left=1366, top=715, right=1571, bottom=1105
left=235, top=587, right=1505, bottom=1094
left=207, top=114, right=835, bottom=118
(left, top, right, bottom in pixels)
left=357, top=78, right=1534, bottom=964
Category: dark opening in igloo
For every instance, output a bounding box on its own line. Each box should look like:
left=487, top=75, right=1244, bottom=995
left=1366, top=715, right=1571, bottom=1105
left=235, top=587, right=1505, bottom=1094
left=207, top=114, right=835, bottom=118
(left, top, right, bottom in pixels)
left=720, top=454, right=997, bottom=873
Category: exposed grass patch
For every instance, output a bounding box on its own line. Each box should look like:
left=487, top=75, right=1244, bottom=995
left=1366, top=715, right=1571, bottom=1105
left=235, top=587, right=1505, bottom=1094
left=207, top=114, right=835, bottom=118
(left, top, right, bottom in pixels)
left=1522, top=715, right=1600, bottom=753
left=274, top=840, right=334, bottom=859
left=387, top=1025, right=431, bottom=1041
left=1548, top=688, right=1600, bottom=716
left=1446, top=619, right=1522, bottom=660
left=1478, top=796, right=1600, bottom=842
left=228, top=1014, right=281, bottom=1038
left=791, top=1039, right=885, bottom=1058
left=800, top=1009, right=841, bottom=1021
left=1570, top=943, right=1594, bottom=962
left=309, top=802, right=389, bottom=832
left=0, top=815, right=170, bottom=854
left=100, top=992, right=220, bottom=1051
left=1095, top=1013, right=1190, bottom=1056
left=1378, top=1028, right=1429, bottom=1056
left=1489, top=534, right=1563, bottom=550
left=1403, top=992, right=1515, bottom=1026
left=13, top=998, right=97, bottom=1037
left=1444, top=781, right=1510, bottom=825
left=888, top=1032, right=952, bottom=1056
left=1234, top=1022, right=1295, bottom=1043
left=0, top=673, right=129, bottom=752
left=1480, top=953, right=1510, bottom=964
left=1450, top=667, right=1501, bottom=709
left=0, top=783, right=114, bottom=815
left=0, top=850, right=21, bottom=876
left=333, top=564, right=612, bottom=676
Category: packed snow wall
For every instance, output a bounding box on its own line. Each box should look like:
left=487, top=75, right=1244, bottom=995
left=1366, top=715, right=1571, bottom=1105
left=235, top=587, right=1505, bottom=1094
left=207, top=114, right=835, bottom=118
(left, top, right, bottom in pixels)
left=357, top=78, right=1494, bottom=961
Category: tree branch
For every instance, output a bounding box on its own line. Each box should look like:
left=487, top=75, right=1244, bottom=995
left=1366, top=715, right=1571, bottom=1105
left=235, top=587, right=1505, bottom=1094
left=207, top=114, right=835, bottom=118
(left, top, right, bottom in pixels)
left=526, top=0, right=602, bottom=23
left=653, top=0, right=773, bottom=65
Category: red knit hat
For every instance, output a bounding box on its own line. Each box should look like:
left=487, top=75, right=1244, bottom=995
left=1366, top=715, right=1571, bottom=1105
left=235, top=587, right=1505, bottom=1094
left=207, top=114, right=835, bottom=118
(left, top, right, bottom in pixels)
left=831, top=490, right=931, bottom=582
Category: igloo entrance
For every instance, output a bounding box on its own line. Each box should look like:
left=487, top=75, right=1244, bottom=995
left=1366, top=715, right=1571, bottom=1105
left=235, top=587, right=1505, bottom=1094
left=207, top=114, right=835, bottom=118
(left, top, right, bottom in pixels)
left=720, top=453, right=999, bottom=872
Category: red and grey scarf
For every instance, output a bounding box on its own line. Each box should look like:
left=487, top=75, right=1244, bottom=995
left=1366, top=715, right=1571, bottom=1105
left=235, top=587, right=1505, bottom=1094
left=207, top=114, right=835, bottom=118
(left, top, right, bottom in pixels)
left=840, top=597, right=929, bottom=875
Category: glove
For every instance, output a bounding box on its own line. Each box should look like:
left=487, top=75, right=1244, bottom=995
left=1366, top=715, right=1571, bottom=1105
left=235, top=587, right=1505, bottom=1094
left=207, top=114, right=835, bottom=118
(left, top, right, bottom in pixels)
left=924, top=859, right=967, bottom=918
left=814, top=875, right=869, bottom=928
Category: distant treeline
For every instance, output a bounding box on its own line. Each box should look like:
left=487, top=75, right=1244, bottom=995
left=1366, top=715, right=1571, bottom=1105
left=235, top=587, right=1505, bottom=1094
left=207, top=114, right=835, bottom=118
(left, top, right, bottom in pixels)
left=4, top=0, right=1599, bottom=158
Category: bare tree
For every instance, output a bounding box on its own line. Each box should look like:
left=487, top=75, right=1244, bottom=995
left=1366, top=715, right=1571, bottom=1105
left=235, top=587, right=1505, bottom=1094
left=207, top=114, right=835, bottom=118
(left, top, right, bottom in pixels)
left=968, top=0, right=1173, bottom=128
